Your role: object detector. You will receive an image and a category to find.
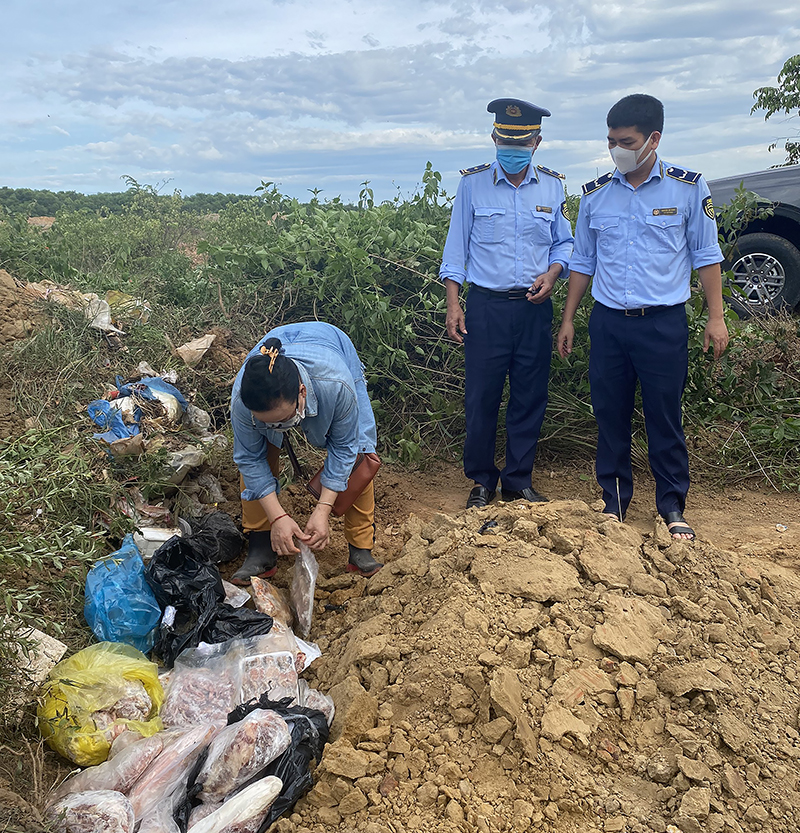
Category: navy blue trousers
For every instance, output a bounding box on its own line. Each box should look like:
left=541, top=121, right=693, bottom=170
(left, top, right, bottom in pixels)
left=463, top=290, right=552, bottom=491
left=588, top=302, right=689, bottom=519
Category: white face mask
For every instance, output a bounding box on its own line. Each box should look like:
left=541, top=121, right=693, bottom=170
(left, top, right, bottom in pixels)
left=265, top=404, right=306, bottom=431
left=609, top=133, right=654, bottom=174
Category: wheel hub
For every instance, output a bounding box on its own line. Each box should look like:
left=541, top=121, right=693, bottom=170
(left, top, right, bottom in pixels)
left=730, top=252, right=785, bottom=307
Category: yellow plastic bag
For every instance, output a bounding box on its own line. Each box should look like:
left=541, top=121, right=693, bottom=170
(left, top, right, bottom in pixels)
left=38, top=641, right=164, bottom=766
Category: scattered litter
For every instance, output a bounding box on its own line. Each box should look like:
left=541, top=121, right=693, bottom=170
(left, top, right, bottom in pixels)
left=38, top=642, right=163, bottom=765
left=167, top=445, right=206, bottom=484
left=4, top=625, right=68, bottom=724
left=84, top=534, right=162, bottom=653
left=25, top=280, right=150, bottom=335
left=185, top=511, right=243, bottom=564
left=477, top=519, right=498, bottom=534
left=175, top=333, right=216, bottom=367
left=132, top=526, right=184, bottom=562
left=776, top=523, right=788, bottom=532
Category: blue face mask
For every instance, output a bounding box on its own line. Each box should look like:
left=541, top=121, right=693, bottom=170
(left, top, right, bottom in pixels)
left=496, top=144, right=533, bottom=174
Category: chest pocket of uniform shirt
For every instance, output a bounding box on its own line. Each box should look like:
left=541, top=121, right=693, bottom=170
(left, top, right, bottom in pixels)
left=474, top=207, right=506, bottom=243
left=643, top=212, right=684, bottom=252
left=589, top=216, right=621, bottom=255
left=530, top=209, right=554, bottom=245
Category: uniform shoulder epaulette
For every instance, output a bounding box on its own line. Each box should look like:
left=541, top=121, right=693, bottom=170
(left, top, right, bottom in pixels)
left=536, top=164, right=565, bottom=180
left=664, top=165, right=701, bottom=184
left=459, top=163, right=491, bottom=176
left=581, top=172, right=613, bottom=196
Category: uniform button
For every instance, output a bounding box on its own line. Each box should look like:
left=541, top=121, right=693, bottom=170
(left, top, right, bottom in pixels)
left=628, top=266, right=632, bottom=270
left=631, top=215, right=635, bottom=219
left=629, top=241, right=633, bottom=245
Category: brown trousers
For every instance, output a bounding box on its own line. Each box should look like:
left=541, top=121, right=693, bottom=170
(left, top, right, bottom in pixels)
left=240, top=442, right=375, bottom=550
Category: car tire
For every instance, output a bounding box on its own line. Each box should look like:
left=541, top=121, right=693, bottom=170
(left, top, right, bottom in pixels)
left=724, top=232, right=800, bottom=316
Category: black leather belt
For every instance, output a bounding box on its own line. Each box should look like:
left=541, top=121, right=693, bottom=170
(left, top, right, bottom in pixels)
left=470, top=284, right=529, bottom=300
left=597, top=302, right=682, bottom=317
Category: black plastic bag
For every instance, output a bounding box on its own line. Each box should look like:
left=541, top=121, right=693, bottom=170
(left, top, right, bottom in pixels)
left=177, top=695, right=329, bottom=832
left=236, top=696, right=329, bottom=832
left=144, top=537, right=273, bottom=667
left=187, top=512, right=244, bottom=564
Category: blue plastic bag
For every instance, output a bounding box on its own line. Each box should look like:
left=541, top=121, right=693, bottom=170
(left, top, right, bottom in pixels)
left=84, top=534, right=163, bottom=653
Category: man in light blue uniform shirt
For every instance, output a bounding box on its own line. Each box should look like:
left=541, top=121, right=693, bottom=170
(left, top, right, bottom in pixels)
left=441, top=97, right=573, bottom=509
left=557, top=94, right=729, bottom=540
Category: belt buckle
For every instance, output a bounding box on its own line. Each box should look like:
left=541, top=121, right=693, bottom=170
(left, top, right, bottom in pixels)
left=625, top=308, right=645, bottom=317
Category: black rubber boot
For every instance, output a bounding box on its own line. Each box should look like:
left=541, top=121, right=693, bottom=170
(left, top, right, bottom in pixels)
left=231, top=531, right=278, bottom=585
left=346, top=544, right=383, bottom=577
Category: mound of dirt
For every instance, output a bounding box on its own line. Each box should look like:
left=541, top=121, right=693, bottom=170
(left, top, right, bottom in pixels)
left=293, top=500, right=800, bottom=833
left=0, top=268, right=40, bottom=347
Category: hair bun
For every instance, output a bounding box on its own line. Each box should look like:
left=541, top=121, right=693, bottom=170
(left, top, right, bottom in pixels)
left=260, top=337, right=282, bottom=353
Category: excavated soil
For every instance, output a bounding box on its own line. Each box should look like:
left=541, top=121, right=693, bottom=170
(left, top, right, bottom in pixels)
left=291, top=499, right=800, bottom=833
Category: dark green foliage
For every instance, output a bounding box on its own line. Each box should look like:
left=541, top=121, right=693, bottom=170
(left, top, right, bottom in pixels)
left=1, top=166, right=799, bottom=484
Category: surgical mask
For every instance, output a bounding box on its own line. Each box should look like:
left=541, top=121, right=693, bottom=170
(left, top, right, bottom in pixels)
left=496, top=145, right=533, bottom=174
left=609, top=133, right=654, bottom=174
left=265, top=405, right=305, bottom=432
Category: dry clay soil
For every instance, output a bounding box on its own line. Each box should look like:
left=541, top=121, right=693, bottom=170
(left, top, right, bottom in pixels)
left=3, top=267, right=800, bottom=833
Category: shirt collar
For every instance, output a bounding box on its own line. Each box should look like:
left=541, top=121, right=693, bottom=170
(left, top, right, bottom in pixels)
left=492, top=159, right=538, bottom=186
left=612, top=154, right=663, bottom=189
left=295, top=362, right=318, bottom=417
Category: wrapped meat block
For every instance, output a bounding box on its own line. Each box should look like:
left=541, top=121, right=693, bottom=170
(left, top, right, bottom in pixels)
left=128, top=725, right=220, bottom=821
left=250, top=578, right=292, bottom=627
left=239, top=651, right=298, bottom=704
left=161, top=665, right=237, bottom=727
left=186, top=776, right=282, bottom=833
left=47, top=789, right=134, bottom=833
left=49, top=734, right=163, bottom=805
left=197, top=709, right=292, bottom=802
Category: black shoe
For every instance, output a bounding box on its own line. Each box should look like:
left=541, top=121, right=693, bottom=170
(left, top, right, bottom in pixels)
left=500, top=487, right=548, bottom=503
left=347, top=544, right=383, bottom=577
left=231, top=531, right=277, bottom=585
left=466, top=485, right=496, bottom=509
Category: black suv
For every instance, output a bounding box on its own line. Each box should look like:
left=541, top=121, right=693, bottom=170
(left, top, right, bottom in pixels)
left=708, top=165, right=800, bottom=312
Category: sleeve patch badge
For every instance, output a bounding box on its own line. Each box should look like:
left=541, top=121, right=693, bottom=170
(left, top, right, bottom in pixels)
left=535, top=205, right=553, bottom=214
left=702, top=196, right=715, bottom=220
left=560, top=201, right=569, bottom=220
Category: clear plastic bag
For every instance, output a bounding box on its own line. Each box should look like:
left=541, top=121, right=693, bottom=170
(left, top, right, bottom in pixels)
left=250, top=577, right=293, bottom=627
left=38, top=642, right=163, bottom=766
left=196, top=709, right=292, bottom=803
left=160, top=643, right=241, bottom=728
left=187, top=776, right=283, bottom=833
left=239, top=651, right=298, bottom=704
left=128, top=725, right=220, bottom=821
left=47, top=789, right=135, bottom=833
left=290, top=544, right=318, bottom=638
left=137, top=804, right=180, bottom=833
left=297, top=680, right=335, bottom=727
left=49, top=734, right=163, bottom=805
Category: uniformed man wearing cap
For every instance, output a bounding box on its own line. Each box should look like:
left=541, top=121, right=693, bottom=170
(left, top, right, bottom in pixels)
left=440, top=98, right=574, bottom=509
left=556, top=93, right=729, bottom=541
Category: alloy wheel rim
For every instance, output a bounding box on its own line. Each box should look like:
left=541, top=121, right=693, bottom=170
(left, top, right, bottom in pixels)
left=730, top=252, right=786, bottom=307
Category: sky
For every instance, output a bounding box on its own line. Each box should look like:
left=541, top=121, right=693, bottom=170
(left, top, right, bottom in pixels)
left=2, top=0, right=799, bottom=203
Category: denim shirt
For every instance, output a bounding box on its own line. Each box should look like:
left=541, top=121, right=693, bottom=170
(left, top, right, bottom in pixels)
left=231, top=322, right=377, bottom=501
left=569, top=156, right=723, bottom=309
left=439, top=160, right=574, bottom=290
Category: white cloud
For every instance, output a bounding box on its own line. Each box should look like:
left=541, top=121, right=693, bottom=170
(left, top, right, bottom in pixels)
left=1, top=0, right=798, bottom=200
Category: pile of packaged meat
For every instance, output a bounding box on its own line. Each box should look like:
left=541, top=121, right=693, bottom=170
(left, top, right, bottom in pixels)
left=43, top=544, right=332, bottom=833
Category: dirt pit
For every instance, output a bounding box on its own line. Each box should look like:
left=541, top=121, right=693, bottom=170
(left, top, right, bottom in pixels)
left=283, top=497, right=800, bottom=833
